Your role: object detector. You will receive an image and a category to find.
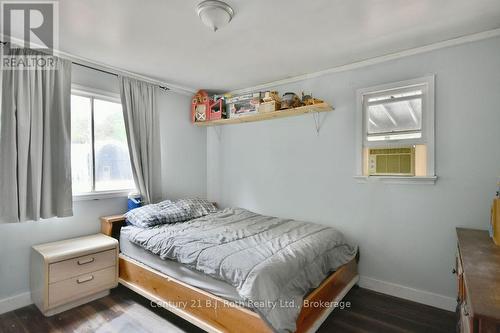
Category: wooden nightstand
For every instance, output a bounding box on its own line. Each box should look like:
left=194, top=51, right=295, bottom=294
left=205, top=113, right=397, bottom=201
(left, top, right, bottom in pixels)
left=455, top=228, right=500, bottom=332
left=31, top=234, right=119, bottom=316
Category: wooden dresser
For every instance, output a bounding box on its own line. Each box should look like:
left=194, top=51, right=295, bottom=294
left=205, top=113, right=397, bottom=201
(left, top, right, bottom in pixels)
left=31, top=234, right=118, bottom=316
left=456, top=228, right=500, bottom=333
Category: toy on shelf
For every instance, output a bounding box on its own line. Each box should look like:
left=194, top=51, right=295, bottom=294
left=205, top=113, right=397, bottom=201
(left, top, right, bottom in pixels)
left=302, top=92, right=324, bottom=106
left=191, top=90, right=223, bottom=122
left=280, top=92, right=302, bottom=109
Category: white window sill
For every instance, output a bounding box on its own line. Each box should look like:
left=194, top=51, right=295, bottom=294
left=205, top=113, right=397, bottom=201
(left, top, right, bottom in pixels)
left=73, top=190, right=132, bottom=201
left=353, top=175, right=437, bottom=185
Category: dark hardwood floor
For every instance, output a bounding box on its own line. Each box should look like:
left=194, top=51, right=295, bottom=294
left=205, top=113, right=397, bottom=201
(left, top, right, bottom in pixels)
left=0, top=286, right=456, bottom=333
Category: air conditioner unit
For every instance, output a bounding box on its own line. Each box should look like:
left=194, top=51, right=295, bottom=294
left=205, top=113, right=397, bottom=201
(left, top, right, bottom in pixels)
left=368, top=147, right=415, bottom=176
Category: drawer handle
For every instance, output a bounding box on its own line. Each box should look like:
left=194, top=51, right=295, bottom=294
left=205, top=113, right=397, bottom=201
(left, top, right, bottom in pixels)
left=77, top=257, right=95, bottom=265
left=77, top=275, right=94, bottom=284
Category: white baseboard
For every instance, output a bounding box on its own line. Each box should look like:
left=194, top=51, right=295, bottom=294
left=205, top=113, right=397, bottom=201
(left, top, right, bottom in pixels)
left=359, top=276, right=456, bottom=312
left=0, top=292, right=32, bottom=315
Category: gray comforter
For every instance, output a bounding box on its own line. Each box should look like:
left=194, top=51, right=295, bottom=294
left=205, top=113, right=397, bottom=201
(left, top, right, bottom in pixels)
left=123, top=208, right=357, bottom=332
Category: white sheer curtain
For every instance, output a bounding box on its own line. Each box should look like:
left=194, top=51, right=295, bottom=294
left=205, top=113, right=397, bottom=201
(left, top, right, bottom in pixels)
left=0, top=48, right=73, bottom=222
left=119, top=76, right=161, bottom=204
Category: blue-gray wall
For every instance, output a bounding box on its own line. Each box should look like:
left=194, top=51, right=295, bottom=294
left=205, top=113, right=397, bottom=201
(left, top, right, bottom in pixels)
left=207, top=36, right=500, bottom=309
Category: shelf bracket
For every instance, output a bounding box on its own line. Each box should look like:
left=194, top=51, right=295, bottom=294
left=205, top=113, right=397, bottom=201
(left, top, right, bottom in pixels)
left=312, top=111, right=323, bottom=135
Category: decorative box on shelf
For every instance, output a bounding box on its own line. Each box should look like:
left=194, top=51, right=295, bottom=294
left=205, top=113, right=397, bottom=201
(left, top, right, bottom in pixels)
left=225, top=92, right=262, bottom=118
left=258, top=91, right=281, bottom=113
left=258, top=101, right=280, bottom=113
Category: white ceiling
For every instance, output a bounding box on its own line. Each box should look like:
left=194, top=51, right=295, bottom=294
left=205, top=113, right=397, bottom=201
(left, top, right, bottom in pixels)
left=59, top=0, right=500, bottom=91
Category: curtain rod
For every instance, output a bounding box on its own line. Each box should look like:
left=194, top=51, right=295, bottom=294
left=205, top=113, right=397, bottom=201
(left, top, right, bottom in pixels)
left=72, top=62, right=169, bottom=91
left=0, top=41, right=169, bottom=91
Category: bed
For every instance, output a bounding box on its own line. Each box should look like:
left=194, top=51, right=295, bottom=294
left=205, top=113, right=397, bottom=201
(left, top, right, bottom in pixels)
left=101, top=206, right=359, bottom=333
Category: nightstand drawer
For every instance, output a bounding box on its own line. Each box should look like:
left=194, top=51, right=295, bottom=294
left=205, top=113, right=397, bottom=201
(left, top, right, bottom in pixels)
left=48, top=266, right=116, bottom=308
left=49, top=249, right=116, bottom=283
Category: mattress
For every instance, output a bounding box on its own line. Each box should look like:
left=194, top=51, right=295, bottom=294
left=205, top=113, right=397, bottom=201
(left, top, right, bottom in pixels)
left=119, top=229, right=245, bottom=304
left=122, top=207, right=357, bottom=332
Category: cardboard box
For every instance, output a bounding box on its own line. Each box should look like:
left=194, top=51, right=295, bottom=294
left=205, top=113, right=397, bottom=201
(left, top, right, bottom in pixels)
left=225, top=92, right=262, bottom=118
left=258, top=100, right=280, bottom=113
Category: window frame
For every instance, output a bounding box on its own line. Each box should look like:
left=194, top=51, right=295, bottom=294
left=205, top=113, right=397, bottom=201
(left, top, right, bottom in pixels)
left=71, top=84, right=135, bottom=201
left=354, top=76, right=437, bottom=184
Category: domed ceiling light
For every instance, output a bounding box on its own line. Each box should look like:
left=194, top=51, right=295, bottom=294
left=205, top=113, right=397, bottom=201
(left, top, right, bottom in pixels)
left=196, top=0, right=234, bottom=32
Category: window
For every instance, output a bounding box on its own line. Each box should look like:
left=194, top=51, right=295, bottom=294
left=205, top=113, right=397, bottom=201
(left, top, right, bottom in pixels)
left=355, top=76, right=436, bottom=183
left=366, top=88, right=422, bottom=141
left=71, top=87, right=135, bottom=196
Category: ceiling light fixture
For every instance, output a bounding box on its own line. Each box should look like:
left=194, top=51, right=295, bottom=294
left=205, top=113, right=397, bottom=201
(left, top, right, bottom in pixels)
left=196, top=0, right=234, bottom=32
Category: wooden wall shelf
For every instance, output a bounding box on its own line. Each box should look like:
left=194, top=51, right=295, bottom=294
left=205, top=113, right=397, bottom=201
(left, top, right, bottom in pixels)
left=194, top=102, right=334, bottom=127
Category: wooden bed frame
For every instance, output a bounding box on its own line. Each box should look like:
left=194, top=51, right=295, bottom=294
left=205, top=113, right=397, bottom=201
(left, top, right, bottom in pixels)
left=101, top=214, right=359, bottom=333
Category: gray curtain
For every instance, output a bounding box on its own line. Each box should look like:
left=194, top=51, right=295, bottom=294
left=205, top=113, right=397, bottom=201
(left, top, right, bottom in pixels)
left=0, top=48, right=73, bottom=222
left=119, top=76, right=160, bottom=204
